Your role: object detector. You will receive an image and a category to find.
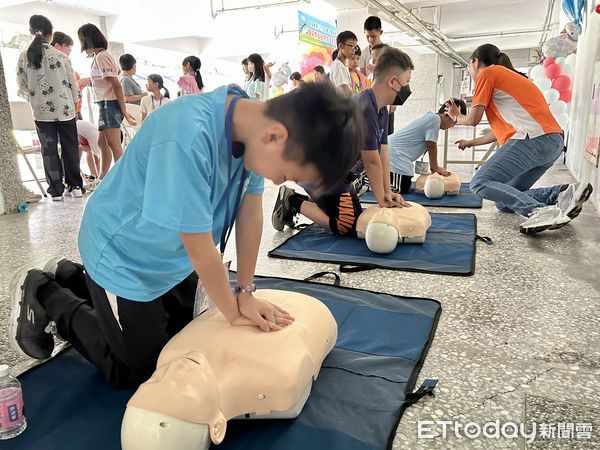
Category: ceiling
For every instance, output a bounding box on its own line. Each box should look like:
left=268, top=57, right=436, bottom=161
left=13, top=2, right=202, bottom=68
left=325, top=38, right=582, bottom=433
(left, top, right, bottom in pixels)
left=329, top=0, right=560, bottom=53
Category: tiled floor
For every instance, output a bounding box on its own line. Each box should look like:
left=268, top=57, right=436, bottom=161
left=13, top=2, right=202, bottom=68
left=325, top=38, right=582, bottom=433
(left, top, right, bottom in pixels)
left=1, top=133, right=599, bottom=449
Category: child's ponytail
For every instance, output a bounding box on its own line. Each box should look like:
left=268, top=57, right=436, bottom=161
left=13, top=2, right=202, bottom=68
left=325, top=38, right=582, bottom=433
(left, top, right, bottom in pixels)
left=27, top=15, right=53, bottom=69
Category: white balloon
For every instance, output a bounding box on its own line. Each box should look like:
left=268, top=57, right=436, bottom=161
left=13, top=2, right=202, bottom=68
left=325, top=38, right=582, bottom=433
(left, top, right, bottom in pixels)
left=555, top=56, right=566, bottom=66
left=565, top=53, right=577, bottom=67
left=550, top=100, right=567, bottom=116
left=557, top=112, right=569, bottom=130
left=534, top=78, right=552, bottom=92
left=530, top=65, right=545, bottom=80
left=544, top=88, right=560, bottom=104
left=561, top=64, right=574, bottom=78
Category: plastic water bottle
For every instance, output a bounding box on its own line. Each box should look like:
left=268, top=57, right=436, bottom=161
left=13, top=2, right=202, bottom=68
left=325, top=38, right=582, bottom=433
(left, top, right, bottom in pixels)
left=0, top=365, right=26, bottom=439
left=17, top=203, right=28, bottom=214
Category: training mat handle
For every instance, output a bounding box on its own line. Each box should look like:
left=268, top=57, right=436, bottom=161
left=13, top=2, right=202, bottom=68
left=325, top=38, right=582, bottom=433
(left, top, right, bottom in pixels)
left=303, top=271, right=341, bottom=286
left=339, top=264, right=376, bottom=273
left=476, top=235, right=494, bottom=245
left=404, top=378, right=439, bottom=406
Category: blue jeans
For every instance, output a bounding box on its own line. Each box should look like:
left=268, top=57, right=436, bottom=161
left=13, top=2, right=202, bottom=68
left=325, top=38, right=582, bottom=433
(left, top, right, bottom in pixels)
left=470, top=133, right=565, bottom=216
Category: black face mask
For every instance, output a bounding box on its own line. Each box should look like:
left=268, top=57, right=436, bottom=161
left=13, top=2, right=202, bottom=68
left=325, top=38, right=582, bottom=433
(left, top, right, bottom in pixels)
left=392, top=84, right=412, bottom=106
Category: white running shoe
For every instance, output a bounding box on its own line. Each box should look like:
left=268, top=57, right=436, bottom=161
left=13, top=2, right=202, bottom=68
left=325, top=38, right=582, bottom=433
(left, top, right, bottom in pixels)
left=519, top=205, right=571, bottom=235
left=557, top=182, right=593, bottom=220
left=68, top=186, right=83, bottom=198
left=52, top=195, right=63, bottom=202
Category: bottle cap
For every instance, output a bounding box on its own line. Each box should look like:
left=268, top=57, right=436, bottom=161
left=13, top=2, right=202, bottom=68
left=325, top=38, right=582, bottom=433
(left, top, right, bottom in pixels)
left=0, top=365, right=9, bottom=378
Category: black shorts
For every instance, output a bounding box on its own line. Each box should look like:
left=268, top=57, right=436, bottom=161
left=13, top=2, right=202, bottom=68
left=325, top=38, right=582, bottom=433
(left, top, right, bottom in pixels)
left=315, top=189, right=363, bottom=237
left=390, top=172, right=413, bottom=194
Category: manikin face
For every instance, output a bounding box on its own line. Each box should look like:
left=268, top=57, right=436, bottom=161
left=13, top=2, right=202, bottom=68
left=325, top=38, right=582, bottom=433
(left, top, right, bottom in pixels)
left=54, top=43, right=72, bottom=56
left=365, top=29, right=382, bottom=47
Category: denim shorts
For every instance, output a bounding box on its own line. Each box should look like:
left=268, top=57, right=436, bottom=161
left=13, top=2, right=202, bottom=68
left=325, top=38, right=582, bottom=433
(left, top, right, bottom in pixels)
left=97, top=100, right=124, bottom=130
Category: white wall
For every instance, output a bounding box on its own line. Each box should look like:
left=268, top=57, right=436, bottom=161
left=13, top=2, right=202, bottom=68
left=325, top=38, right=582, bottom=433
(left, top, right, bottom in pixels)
left=565, top=3, right=600, bottom=213
left=395, top=48, right=438, bottom=129
left=436, top=54, right=455, bottom=106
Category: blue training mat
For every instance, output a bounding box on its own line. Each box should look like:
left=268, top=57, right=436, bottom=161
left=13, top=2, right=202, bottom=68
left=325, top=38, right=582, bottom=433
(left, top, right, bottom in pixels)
left=360, top=182, right=482, bottom=208
left=269, top=213, right=478, bottom=276
left=8, top=274, right=441, bottom=450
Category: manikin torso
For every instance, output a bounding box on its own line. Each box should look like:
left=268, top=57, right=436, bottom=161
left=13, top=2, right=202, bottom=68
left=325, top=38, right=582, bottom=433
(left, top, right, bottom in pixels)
left=415, top=172, right=461, bottom=198
left=122, top=289, right=337, bottom=450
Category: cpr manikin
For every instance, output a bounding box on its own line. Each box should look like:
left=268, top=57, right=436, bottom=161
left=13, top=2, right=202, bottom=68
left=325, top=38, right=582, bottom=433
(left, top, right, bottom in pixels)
left=415, top=172, right=461, bottom=199
left=356, top=202, right=432, bottom=253
left=121, top=289, right=337, bottom=450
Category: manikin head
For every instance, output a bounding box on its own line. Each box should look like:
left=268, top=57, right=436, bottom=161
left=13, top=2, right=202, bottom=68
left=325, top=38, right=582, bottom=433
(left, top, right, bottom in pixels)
left=423, top=178, right=445, bottom=199
left=365, top=208, right=400, bottom=254
left=122, top=352, right=226, bottom=450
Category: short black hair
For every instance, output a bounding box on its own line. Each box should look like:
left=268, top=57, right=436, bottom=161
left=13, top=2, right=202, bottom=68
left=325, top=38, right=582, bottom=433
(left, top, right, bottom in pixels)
left=373, top=47, right=414, bottom=80
left=264, top=82, right=363, bottom=193
left=332, top=50, right=338, bottom=61
left=290, top=72, right=302, bottom=81
left=364, top=16, right=382, bottom=31
left=78, top=23, right=108, bottom=51
left=371, top=43, right=387, bottom=52
left=313, top=65, right=325, bottom=74
left=353, top=46, right=361, bottom=57
left=241, top=58, right=248, bottom=65
left=336, top=30, right=357, bottom=50
left=51, top=31, right=73, bottom=47
left=119, top=53, right=136, bottom=71
left=439, top=98, right=467, bottom=115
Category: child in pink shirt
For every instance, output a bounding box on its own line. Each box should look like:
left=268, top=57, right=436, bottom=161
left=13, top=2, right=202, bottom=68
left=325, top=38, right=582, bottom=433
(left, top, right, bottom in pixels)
left=178, top=55, right=204, bottom=95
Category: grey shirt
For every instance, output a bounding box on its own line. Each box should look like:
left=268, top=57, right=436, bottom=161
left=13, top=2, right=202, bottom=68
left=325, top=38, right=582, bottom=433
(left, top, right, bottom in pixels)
left=120, top=75, right=142, bottom=105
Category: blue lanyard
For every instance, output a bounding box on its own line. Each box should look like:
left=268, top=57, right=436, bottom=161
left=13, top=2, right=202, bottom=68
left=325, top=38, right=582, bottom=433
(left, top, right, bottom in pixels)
left=220, top=95, right=248, bottom=255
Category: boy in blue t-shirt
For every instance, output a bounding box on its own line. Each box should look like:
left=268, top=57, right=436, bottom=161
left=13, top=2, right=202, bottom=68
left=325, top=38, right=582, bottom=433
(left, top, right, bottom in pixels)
left=272, top=48, right=414, bottom=237
left=10, top=83, right=362, bottom=387
left=388, top=98, right=467, bottom=193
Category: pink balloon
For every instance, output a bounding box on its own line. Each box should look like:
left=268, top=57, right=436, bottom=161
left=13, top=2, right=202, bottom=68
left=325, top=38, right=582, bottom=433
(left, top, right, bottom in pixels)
left=545, top=63, right=562, bottom=79
left=559, top=89, right=572, bottom=103
left=543, top=57, right=555, bottom=67
left=552, top=75, right=571, bottom=91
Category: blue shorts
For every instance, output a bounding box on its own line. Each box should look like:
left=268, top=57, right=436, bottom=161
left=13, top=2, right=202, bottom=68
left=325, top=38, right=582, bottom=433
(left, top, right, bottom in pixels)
left=97, top=100, right=124, bottom=130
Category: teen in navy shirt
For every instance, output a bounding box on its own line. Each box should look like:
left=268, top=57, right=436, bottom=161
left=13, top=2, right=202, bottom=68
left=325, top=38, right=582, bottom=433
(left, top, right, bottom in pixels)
left=273, top=47, right=415, bottom=236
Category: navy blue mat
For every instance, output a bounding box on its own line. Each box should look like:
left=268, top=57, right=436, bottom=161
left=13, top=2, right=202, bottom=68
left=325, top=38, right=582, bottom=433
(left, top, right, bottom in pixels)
left=8, top=275, right=441, bottom=450
left=269, top=213, right=478, bottom=276
left=360, top=182, right=482, bottom=208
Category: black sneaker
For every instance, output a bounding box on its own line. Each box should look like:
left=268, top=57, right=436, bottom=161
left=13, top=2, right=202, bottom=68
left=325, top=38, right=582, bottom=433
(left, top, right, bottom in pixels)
left=271, top=186, right=298, bottom=231
left=9, top=268, right=55, bottom=359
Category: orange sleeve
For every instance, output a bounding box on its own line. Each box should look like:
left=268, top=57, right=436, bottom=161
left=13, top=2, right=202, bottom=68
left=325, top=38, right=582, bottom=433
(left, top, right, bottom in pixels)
left=472, top=70, right=495, bottom=108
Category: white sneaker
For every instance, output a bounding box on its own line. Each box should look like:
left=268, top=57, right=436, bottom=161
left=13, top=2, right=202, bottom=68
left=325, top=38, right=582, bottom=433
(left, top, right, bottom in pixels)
left=24, top=191, right=42, bottom=204
left=83, top=179, right=99, bottom=192
left=68, top=187, right=83, bottom=198
left=52, top=195, right=63, bottom=202
left=519, top=205, right=571, bottom=235
left=557, top=182, right=593, bottom=220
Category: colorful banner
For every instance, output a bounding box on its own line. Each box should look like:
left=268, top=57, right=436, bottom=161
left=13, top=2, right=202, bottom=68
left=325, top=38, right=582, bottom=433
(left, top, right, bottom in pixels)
left=298, top=11, right=336, bottom=49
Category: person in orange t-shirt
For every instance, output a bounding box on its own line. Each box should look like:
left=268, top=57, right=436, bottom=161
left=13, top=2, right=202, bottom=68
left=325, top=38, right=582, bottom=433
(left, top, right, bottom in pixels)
left=446, top=44, right=592, bottom=235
